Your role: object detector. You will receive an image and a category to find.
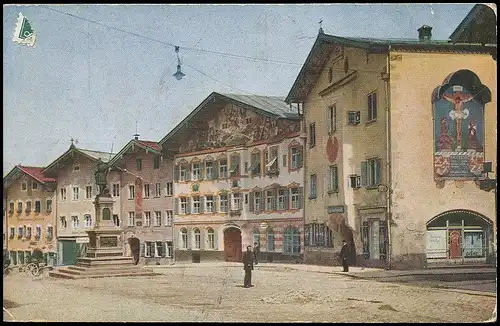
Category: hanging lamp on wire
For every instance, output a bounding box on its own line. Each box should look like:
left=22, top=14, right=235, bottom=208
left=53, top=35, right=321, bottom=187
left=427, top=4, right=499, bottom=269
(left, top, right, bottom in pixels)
left=173, top=46, right=186, bottom=81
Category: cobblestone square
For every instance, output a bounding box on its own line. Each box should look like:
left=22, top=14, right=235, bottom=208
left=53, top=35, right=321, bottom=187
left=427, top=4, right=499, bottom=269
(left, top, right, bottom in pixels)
left=3, top=264, right=496, bottom=322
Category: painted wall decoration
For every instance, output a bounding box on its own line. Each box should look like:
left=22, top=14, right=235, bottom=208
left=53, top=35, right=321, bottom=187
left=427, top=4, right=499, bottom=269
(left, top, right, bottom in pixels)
left=431, top=69, right=491, bottom=181
left=179, top=103, right=300, bottom=153
left=326, top=136, right=339, bottom=163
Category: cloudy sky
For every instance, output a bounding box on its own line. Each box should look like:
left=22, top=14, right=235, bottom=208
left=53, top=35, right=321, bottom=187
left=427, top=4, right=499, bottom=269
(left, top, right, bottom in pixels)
left=3, top=3, right=474, bottom=175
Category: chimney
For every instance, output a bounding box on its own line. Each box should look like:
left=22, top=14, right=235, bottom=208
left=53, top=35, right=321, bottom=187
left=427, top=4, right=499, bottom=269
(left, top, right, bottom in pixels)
left=133, top=133, right=140, bottom=140
left=418, top=25, right=432, bottom=41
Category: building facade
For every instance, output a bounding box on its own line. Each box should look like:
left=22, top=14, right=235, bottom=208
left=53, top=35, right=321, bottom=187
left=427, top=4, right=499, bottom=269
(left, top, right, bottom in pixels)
left=107, top=136, right=174, bottom=265
left=3, top=166, right=57, bottom=266
left=286, top=24, right=496, bottom=268
left=160, top=92, right=305, bottom=263
left=42, top=144, right=115, bottom=266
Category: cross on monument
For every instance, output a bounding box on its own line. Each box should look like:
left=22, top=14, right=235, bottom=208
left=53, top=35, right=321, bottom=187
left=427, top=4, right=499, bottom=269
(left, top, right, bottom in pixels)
left=318, top=19, right=324, bottom=34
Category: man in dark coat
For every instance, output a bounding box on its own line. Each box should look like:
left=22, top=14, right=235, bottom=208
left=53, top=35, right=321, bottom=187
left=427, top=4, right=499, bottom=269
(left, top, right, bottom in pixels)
left=340, top=240, right=350, bottom=272
left=242, top=245, right=254, bottom=288
left=128, top=234, right=141, bottom=265
left=253, top=242, right=260, bottom=265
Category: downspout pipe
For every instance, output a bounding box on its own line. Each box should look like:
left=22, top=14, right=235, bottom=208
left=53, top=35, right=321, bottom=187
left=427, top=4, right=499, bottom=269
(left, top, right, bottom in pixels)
left=171, top=151, right=176, bottom=265
left=384, top=45, right=393, bottom=270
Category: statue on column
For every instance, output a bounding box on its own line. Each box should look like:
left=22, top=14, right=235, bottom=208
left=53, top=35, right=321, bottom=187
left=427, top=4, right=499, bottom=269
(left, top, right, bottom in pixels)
left=94, top=160, right=111, bottom=197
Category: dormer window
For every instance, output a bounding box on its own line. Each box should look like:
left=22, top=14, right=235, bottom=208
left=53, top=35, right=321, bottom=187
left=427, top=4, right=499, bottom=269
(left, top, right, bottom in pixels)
left=73, top=165, right=80, bottom=171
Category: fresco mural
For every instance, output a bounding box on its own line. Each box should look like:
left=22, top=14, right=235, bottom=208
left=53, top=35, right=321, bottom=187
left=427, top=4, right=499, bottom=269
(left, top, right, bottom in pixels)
left=432, top=69, right=491, bottom=181
left=179, top=103, right=300, bottom=153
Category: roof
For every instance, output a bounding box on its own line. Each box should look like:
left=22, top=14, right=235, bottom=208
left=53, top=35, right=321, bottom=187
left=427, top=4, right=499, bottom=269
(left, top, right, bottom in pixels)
left=159, top=92, right=299, bottom=146
left=285, top=32, right=497, bottom=103
left=3, top=165, right=55, bottom=190
left=449, top=4, right=497, bottom=44
left=107, top=139, right=162, bottom=168
left=42, top=145, right=116, bottom=175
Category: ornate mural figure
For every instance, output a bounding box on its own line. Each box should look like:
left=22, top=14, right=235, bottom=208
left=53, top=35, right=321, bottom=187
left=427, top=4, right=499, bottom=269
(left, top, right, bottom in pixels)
left=432, top=69, right=491, bottom=181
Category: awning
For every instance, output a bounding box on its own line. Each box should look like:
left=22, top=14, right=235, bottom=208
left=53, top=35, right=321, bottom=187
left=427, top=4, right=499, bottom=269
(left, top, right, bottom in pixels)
left=249, top=160, right=259, bottom=171
left=229, top=162, right=239, bottom=173
left=266, top=157, right=277, bottom=168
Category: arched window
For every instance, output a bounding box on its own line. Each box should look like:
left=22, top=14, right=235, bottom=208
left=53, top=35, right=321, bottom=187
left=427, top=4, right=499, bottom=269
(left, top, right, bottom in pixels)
left=252, top=229, right=260, bottom=248
left=193, top=228, right=201, bottom=249
left=180, top=228, right=188, bottom=249
left=283, top=227, right=300, bottom=255
left=267, top=230, right=275, bottom=251
left=207, top=228, right=215, bottom=249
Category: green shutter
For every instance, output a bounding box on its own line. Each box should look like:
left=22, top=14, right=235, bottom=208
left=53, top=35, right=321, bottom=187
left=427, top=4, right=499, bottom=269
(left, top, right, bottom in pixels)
left=298, top=187, right=303, bottom=209
left=249, top=192, right=254, bottom=212
left=361, top=161, right=368, bottom=187
left=375, top=159, right=382, bottom=185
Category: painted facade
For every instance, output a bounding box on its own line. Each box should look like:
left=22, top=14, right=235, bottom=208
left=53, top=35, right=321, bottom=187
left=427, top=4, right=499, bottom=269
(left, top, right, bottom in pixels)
left=161, top=92, right=305, bottom=263
left=3, top=166, right=57, bottom=266
left=42, top=145, right=115, bottom=266
left=286, top=27, right=496, bottom=268
left=107, top=138, right=174, bottom=265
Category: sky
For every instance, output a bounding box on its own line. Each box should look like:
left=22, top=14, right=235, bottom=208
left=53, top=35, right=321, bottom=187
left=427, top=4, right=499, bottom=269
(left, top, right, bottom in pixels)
left=3, top=3, right=475, bottom=176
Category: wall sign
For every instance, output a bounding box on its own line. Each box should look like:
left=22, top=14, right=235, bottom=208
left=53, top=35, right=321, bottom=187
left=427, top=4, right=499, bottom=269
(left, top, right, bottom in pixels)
left=425, top=230, right=447, bottom=259
left=327, top=205, right=344, bottom=214
left=100, top=236, right=118, bottom=248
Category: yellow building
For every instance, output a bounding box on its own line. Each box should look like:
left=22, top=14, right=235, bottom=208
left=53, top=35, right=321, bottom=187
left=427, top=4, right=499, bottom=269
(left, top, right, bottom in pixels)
left=3, top=165, right=57, bottom=266
left=286, top=21, right=496, bottom=268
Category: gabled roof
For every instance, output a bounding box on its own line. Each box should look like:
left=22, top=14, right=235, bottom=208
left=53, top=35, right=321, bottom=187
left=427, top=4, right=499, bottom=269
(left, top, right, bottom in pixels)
left=3, top=165, right=55, bottom=190
left=43, top=145, right=115, bottom=175
left=449, top=4, right=497, bottom=44
left=159, top=92, right=299, bottom=146
left=285, top=32, right=496, bottom=103
left=107, top=139, right=162, bottom=168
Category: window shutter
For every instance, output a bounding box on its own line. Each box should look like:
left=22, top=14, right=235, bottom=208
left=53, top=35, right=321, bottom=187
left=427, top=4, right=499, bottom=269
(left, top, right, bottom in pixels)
left=174, top=198, right=179, bottom=214
left=249, top=192, right=254, bottom=212
left=214, top=195, right=218, bottom=213
left=298, top=187, right=303, bottom=209
left=284, top=188, right=289, bottom=210
left=373, top=93, right=377, bottom=119
left=272, top=189, right=277, bottom=211
left=140, top=243, right=145, bottom=257
left=298, top=146, right=304, bottom=168
left=174, top=165, right=180, bottom=182
left=361, top=161, right=368, bottom=187
left=236, top=155, right=241, bottom=176
left=200, top=197, right=205, bottom=213
left=200, top=163, right=205, bottom=180
left=238, top=195, right=243, bottom=210
left=161, top=242, right=167, bottom=258
left=225, top=197, right=230, bottom=213
left=214, top=231, right=218, bottom=250
left=213, top=161, right=219, bottom=179
left=334, top=167, right=339, bottom=191
left=187, top=164, right=192, bottom=181
left=186, top=197, right=191, bottom=214
left=375, top=159, right=382, bottom=185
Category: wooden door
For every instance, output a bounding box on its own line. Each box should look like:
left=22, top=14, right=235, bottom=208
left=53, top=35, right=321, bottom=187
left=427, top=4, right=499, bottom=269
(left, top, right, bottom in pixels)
left=224, top=228, right=242, bottom=262
left=448, top=229, right=462, bottom=259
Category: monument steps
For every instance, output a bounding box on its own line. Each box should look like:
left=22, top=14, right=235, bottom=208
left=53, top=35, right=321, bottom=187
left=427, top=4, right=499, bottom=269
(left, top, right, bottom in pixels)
left=66, top=265, right=146, bottom=274
left=49, top=269, right=158, bottom=280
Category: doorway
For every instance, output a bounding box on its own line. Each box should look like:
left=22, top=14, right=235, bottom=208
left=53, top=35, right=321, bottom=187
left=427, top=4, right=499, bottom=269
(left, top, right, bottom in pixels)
left=224, top=227, right=242, bottom=262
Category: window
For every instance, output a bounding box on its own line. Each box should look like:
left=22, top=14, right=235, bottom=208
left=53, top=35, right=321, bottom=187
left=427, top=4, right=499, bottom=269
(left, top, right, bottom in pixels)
left=192, top=196, right=201, bottom=214
left=229, top=155, right=240, bottom=177
left=265, top=147, right=278, bottom=171
left=219, top=195, right=228, bottom=213
left=112, top=184, right=119, bottom=197
left=17, top=226, right=23, bottom=238
left=155, top=183, right=161, bottom=197
left=72, top=216, right=79, bottom=228
left=166, top=182, right=173, bottom=196
left=194, top=228, right=201, bottom=249
left=32, top=182, right=38, bottom=190
left=113, top=214, right=120, bottom=227
left=154, top=241, right=164, bottom=257
left=207, top=228, right=216, bottom=249
left=145, top=241, right=153, bottom=257
left=84, top=214, right=92, bottom=228
left=362, top=220, right=388, bottom=259
left=9, top=227, right=15, bottom=239
left=136, top=158, right=142, bottom=170
left=192, top=163, right=201, bottom=180
left=33, top=226, right=40, bottom=238
left=232, top=193, right=241, bottom=210
left=309, top=122, right=316, bottom=148
left=329, top=165, right=339, bottom=192
left=180, top=228, right=188, bottom=249
left=9, top=202, right=14, bottom=213
left=20, top=182, right=28, bottom=191
left=205, top=196, right=214, bottom=213
left=253, top=229, right=260, bottom=247
left=246, top=117, right=252, bottom=124
left=154, top=211, right=162, bottom=226
left=348, top=111, right=361, bottom=125
left=310, top=174, right=317, bottom=199
left=283, top=227, right=301, bottom=255
left=144, top=211, right=151, bottom=227
left=180, top=198, right=187, bottom=214
left=35, top=200, right=41, bottom=213
left=361, top=158, right=382, bottom=187
left=143, top=184, right=150, bottom=198
left=165, top=210, right=173, bottom=226
left=26, top=201, right=32, bottom=213
left=60, top=188, right=67, bottom=200
left=277, top=189, right=286, bottom=210
left=128, top=212, right=135, bottom=227
left=153, top=156, right=160, bottom=169
left=166, top=241, right=173, bottom=257
left=180, top=165, right=188, bottom=181
left=46, top=226, right=54, bottom=240
left=265, top=190, right=275, bottom=211
left=46, top=199, right=52, bottom=212
left=305, top=223, right=333, bottom=247
left=72, top=187, right=79, bottom=201
left=26, top=226, right=32, bottom=239
left=329, top=105, right=337, bottom=134
left=290, top=188, right=301, bottom=209
left=73, top=165, right=80, bottom=171
left=60, top=216, right=67, bottom=229
left=290, top=146, right=303, bottom=170
left=254, top=192, right=261, bottom=211
left=219, top=159, right=228, bottom=178
left=250, top=152, right=261, bottom=176
left=267, top=230, right=275, bottom=251
left=129, top=185, right=135, bottom=199
left=86, top=186, right=93, bottom=199
left=17, top=202, right=23, bottom=213
left=368, top=92, right=377, bottom=121
left=205, top=161, right=214, bottom=179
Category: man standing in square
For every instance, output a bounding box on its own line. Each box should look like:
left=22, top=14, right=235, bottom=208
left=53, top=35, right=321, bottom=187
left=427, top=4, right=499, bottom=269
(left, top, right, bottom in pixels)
left=340, top=240, right=349, bottom=272
left=243, top=245, right=254, bottom=288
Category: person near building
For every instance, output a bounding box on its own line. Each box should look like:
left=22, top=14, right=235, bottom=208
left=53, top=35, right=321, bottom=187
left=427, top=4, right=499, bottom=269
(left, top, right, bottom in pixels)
left=340, top=240, right=350, bottom=272
left=253, top=242, right=260, bottom=265
left=128, top=234, right=140, bottom=265
left=242, top=245, right=254, bottom=288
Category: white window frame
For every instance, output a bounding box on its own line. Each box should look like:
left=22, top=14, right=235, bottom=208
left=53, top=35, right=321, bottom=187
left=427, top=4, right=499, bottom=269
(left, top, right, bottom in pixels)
left=219, top=195, right=228, bottom=212
left=32, top=182, right=38, bottom=190
left=193, top=229, right=201, bottom=249
left=265, top=190, right=274, bottom=211
left=254, top=192, right=261, bottom=211
left=60, top=216, right=67, bottom=229
left=368, top=92, right=377, bottom=122
left=192, top=196, right=201, bottom=214
left=21, top=182, right=27, bottom=191
left=277, top=189, right=286, bottom=210
left=165, top=210, right=173, bottom=226
left=86, top=185, right=93, bottom=199
left=232, top=193, right=241, bottom=211
left=328, top=165, right=339, bottom=192
left=128, top=212, right=135, bottom=227
left=154, top=211, right=162, bottom=226
left=192, top=163, right=201, bottom=181
left=145, top=241, right=153, bottom=257
left=291, top=188, right=300, bottom=209
left=166, top=182, right=173, bottom=196
left=291, top=147, right=301, bottom=169
left=219, top=159, right=228, bottom=178
left=143, top=184, right=150, bottom=198
left=60, top=188, right=67, bottom=201
left=129, top=185, right=135, bottom=199
left=180, top=165, right=188, bottom=181
left=72, top=187, right=79, bottom=201
left=180, top=198, right=187, bottom=214
left=84, top=214, right=92, bottom=228
left=155, top=183, right=161, bottom=197
left=166, top=241, right=173, bottom=257
left=205, top=161, right=214, bottom=179
left=144, top=211, right=151, bottom=227
left=35, top=225, right=42, bottom=238
left=71, top=215, right=79, bottom=228
left=112, top=184, right=120, bottom=197
left=180, top=229, right=188, bottom=249
left=205, top=196, right=214, bottom=213
left=207, top=228, right=215, bottom=249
